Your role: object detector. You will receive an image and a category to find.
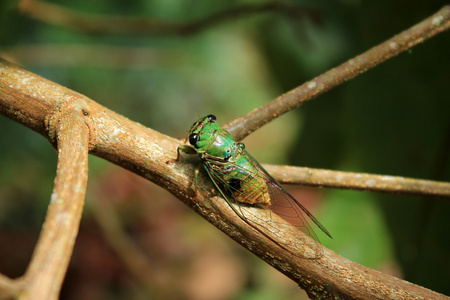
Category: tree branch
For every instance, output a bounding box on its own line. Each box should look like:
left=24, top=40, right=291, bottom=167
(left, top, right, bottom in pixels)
left=265, top=165, right=450, bottom=199
left=0, top=273, right=21, bottom=299
left=18, top=0, right=319, bottom=36
left=0, top=56, right=90, bottom=298
left=17, top=100, right=89, bottom=299
left=1, top=59, right=448, bottom=299
left=224, top=5, right=450, bottom=141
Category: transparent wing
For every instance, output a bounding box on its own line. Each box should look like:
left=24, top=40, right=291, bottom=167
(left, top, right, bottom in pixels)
left=204, top=150, right=329, bottom=259
left=244, top=150, right=332, bottom=239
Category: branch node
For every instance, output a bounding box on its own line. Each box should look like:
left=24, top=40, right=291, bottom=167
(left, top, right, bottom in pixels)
left=45, top=97, right=93, bottom=150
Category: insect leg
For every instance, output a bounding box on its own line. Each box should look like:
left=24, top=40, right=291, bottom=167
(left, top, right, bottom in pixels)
left=166, top=145, right=197, bottom=164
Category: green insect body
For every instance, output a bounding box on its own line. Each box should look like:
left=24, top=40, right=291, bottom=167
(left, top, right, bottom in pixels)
left=177, top=115, right=331, bottom=259
left=188, top=115, right=270, bottom=206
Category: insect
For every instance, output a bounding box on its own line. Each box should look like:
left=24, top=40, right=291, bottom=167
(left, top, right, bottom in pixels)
left=175, top=115, right=332, bottom=259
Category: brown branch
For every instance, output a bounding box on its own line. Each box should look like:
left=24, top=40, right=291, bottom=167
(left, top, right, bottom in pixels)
left=0, top=56, right=90, bottom=298
left=18, top=0, right=319, bottom=36
left=265, top=165, right=450, bottom=199
left=224, top=5, right=450, bottom=141
left=0, top=273, right=20, bottom=299
left=1, top=59, right=448, bottom=299
left=0, top=103, right=90, bottom=298
left=17, top=101, right=89, bottom=299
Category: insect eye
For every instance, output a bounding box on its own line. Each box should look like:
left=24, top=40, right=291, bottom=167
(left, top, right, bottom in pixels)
left=206, top=114, right=216, bottom=123
left=189, top=133, right=198, bottom=146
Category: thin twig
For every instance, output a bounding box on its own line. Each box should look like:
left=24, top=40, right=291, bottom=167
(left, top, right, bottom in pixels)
left=265, top=165, right=450, bottom=199
left=18, top=0, right=320, bottom=35
left=224, top=5, right=450, bottom=141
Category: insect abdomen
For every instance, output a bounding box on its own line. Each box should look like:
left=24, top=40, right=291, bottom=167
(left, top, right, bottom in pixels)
left=234, top=175, right=270, bottom=206
left=220, top=155, right=271, bottom=206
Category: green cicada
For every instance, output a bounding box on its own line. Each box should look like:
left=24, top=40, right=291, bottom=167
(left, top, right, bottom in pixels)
left=176, top=115, right=332, bottom=259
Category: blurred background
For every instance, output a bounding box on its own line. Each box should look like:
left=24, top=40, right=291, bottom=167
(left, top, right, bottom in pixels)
left=0, top=0, right=449, bottom=299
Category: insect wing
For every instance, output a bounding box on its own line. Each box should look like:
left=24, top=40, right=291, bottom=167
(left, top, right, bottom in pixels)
left=243, top=150, right=332, bottom=239
left=204, top=152, right=324, bottom=259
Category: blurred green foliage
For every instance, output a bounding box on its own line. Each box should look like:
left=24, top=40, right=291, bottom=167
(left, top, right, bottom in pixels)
left=0, top=0, right=449, bottom=299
